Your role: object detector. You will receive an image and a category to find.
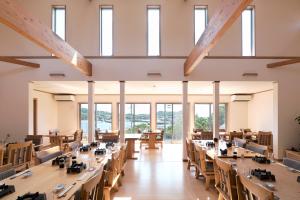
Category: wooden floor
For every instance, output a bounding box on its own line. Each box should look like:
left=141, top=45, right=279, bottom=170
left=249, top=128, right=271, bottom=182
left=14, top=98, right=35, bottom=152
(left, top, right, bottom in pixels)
left=113, top=144, right=218, bottom=200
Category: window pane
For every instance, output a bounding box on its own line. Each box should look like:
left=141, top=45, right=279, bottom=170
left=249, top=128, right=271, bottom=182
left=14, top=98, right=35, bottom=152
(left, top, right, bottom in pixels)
left=100, top=7, right=113, bottom=56
left=80, top=104, right=88, bottom=135
left=147, top=7, right=160, bottom=56
left=194, top=7, right=207, bottom=44
left=210, top=104, right=227, bottom=130
left=156, top=104, right=182, bottom=143
left=52, top=7, right=65, bottom=40
left=95, top=104, right=112, bottom=131
left=194, top=104, right=212, bottom=131
left=242, top=8, right=255, bottom=56
left=122, top=104, right=151, bottom=134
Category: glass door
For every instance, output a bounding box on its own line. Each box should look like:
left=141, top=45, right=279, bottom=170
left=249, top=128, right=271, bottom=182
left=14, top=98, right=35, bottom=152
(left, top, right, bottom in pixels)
left=156, top=103, right=182, bottom=144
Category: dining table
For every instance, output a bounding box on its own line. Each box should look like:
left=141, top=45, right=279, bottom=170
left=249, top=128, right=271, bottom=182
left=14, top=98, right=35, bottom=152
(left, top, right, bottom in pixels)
left=125, top=134, right=141, bottom=160
left=0, top=144, right=116, bottom=200
left=144, top=132, right=160, bottom=149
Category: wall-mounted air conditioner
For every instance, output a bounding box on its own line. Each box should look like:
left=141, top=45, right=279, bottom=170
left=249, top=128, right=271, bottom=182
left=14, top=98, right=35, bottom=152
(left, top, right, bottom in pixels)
left=231, top=95, right=252, bottom=102
left=54, top=95, right=75, bottom=101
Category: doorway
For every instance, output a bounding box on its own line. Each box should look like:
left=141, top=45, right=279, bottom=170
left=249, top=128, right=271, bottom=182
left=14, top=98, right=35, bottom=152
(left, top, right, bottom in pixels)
left=33, top=98, right=38, bottom=135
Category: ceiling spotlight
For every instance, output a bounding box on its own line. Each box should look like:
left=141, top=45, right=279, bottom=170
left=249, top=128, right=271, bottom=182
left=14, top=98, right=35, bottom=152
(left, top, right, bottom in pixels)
left=49, top=73, right=65, bottom=77
left=242, top=73, right=258, bottom=77
left=147, top=72, right=162, bottom=77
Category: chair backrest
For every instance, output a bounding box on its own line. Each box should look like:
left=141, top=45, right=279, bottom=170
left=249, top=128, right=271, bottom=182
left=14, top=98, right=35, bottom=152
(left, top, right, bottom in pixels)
left=198, top=148, right=209, bottom=173
left=81, top=166, right=105, bottom=200
left=233, top=138, right=247, bottom=148
left=283, top=157, right=300, bottom=171
left=106, top=151, right=121, bottom=186
left=236, top=173, right=274, bottom=200
left=257, top=131, right=272, bottom=146
left=102, top=133, right=119, bottom=143
left=241, top=129, right=251, bottom=134
left=7, top=141, right=33, bottom=168
left=229, top=132, right=243, bottom=141
left=201, top=131, right=213, bottom=140
left=245, top=142, right=268, bottom=156
left=49, top=135, right=63, bottom=149
left=191, top=133, right=202, bottom=140
left=0, top=164, right=16, bottom=181
left=0, top=147, right=4, bottom=166
left=119, top=143, right=128, bottom=172
left=75, top=130, right=83, bottom=141
left=194, top=145, right=201, bottom=165
left=214, top=158, right=237, bottom=200
left=25, top=135, right=43, bottom=145
left=185, top=138, right=195, bottom=162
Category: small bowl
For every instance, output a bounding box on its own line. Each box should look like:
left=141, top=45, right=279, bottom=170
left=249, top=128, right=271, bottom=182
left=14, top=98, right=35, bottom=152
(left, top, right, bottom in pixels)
left=54, top=184, right=65, bottom=192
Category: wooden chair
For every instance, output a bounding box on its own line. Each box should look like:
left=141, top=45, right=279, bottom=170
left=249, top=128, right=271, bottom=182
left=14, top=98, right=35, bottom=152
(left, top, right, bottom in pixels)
left=245, top=142, right=268, bottom=156
left=139, top=133, right=149, bottom=148
left=25, top=135, right=43, bottom=151
left=7, top=141, right=33, bottom=170
left=236, top=173, right=274, bottom=200
left=192, top=132, right=202, bottom=140
left=214, top=158, right=238, bottom=200
left=186, top=138, right=196, bottom=170
left=155, top=130, right=164, bottom=148
left=201, top=131, right=213, bottom=140
left=119, top=143, right=128, bottom=176
left=0, top=163, right=16, bottom=181
left=194, top=145, right=214, bottom=190
left=229, top=132, right=243, bottom=141
left=49, top=135, right=64, bottom=151
left=81, top=167, right=105, bottom=200
left=257, top=131, right=272, bottom=147
left=0, top=147, right=4, bottom=166
left=104, top=151, right=122, bottom=200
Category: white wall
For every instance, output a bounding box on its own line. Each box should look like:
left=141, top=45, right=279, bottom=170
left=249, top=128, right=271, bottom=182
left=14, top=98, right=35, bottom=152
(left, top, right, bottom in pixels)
left=31, top=90, right=58, bottom=135
left=248, top=90, right=274, bottom=132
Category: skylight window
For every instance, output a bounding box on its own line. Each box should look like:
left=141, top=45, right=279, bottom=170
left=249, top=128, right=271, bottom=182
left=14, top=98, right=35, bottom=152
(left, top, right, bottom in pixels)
left=52, top=6, right=66, bottom=40
left=147, top=6, right=160, bottom=56
left=194, top=6, right=208, bottom=44
left=100, top=6, right=113, bottom=56
left=242, top=7, right=255, bottom=56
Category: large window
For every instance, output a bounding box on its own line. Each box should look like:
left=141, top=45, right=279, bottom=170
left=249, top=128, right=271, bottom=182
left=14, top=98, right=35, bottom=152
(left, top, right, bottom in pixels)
left=242, top=7, right=255, bottom=56
left=100, top=6, right=113, bottom=56
left=120, top=103, right=151, bottom=134
left=80, top=103, right=88, bottom=134
left=194, top=103, right=226, bottom=131
left=156, top=104, right=182, bottom=143
left=194, top=6, right=208, bottom=44
left=95, top=104, right=112, bottom=131
left=52, top=6, right=66, bottom=40
left=147, top=6, right=160, bottom=56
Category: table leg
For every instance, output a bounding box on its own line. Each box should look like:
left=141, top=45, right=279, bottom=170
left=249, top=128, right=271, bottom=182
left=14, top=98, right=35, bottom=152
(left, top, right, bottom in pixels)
left=127, top=139, right=138, bottom=160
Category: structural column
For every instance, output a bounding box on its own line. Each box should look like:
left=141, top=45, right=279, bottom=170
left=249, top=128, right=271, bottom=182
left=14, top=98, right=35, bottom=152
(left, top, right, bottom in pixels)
left=119, top=81, right=125, bottom=143
left=182, top=81, right=189, bottom=161
left=213, top=81, right=220, bottom=139
left=88, top=81, right=95, bottom=143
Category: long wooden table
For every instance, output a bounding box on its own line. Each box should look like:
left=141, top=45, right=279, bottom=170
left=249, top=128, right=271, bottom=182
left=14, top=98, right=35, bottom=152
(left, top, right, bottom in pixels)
left=194, top=140, right=300, bottom=199
left=225, top=158, right=300, bottom=200
left=1, top=145, right=112, bottom=199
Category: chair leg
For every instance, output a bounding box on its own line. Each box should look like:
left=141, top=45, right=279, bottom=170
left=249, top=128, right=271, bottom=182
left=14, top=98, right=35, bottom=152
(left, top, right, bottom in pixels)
left=121, top=170, right=125, bottom=176
left=205, top=177, right=211, bottom=190
left=104, top=188, right=110, bottom=200
left=195, top=167, right=199, bottom=178
left=187, top=160, right=191, bottom=170
left=218, top=193, right=224, bottom=200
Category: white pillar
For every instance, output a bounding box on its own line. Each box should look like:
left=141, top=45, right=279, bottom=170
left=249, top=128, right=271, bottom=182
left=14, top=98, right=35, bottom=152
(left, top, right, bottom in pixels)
left=88, top=81, right=95, bottom=143
left=182, top=81, right=189, bottom=161
left=273, top=82, right=279, bottom=159
left=119, top=81, right=125, bottom=143
left=213, top=81, right=220, bottom=139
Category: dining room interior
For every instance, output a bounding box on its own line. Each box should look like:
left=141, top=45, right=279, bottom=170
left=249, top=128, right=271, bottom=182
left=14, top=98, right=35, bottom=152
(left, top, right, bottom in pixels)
left=1, top=0, right=300, bottom=199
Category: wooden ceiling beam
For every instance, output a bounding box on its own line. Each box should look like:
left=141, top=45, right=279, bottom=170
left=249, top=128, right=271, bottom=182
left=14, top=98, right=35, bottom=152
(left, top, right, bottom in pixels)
left=0, top=56, right=40, bottom=68
left=0, top=0, right=92, bottom=76
left=184, top=0, right=252, bottom=76
left=267, top=59, right=300, bottom=68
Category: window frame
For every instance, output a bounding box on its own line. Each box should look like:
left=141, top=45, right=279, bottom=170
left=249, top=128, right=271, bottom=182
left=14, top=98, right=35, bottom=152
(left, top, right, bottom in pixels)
left=95, top=103, right=113, bottom=131
left=147, top=5, right=161, bottom=56
left=241, top=6, right=255, bottom=56
left=51, top=5, right=66, bottom=41
left=194, top=5, right=208, bottom=45
left=118, top=102, right=152, bottom=133
left=194, top=103, right=228, bottom=131
left=99, top=5, right=114, bottom=56
left=155, top=103, right=182, bottom=133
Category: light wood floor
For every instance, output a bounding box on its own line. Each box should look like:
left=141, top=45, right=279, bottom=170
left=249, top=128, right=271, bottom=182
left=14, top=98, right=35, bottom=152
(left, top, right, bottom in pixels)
left=113, top=144, right=218, bottom=200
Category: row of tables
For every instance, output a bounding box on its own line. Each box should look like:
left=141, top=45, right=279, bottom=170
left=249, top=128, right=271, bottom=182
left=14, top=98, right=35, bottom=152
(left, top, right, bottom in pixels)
left=193, top=140, right=300, bottom=199
left=1, top=143, right=113, bottom=200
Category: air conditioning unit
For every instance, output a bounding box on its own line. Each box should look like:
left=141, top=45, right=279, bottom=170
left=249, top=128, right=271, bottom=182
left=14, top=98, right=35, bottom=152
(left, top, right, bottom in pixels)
left=54, top=95, right=75, bottom=101
left=231, top=95, right=252, bottom=102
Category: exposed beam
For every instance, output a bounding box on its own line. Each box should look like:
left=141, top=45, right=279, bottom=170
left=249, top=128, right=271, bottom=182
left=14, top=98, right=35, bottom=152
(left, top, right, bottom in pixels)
left=0, top=0, right=92, bottom=76
left=184, top=0, right=252, bottom=76
left=0, top=56, right=40, bottom=68
left=267, top=59, right=300, bottom=68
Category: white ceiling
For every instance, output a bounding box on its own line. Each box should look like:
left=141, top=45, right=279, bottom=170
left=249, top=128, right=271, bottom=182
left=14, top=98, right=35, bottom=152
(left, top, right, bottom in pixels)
left=32, top=81, right=274, bottom=95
